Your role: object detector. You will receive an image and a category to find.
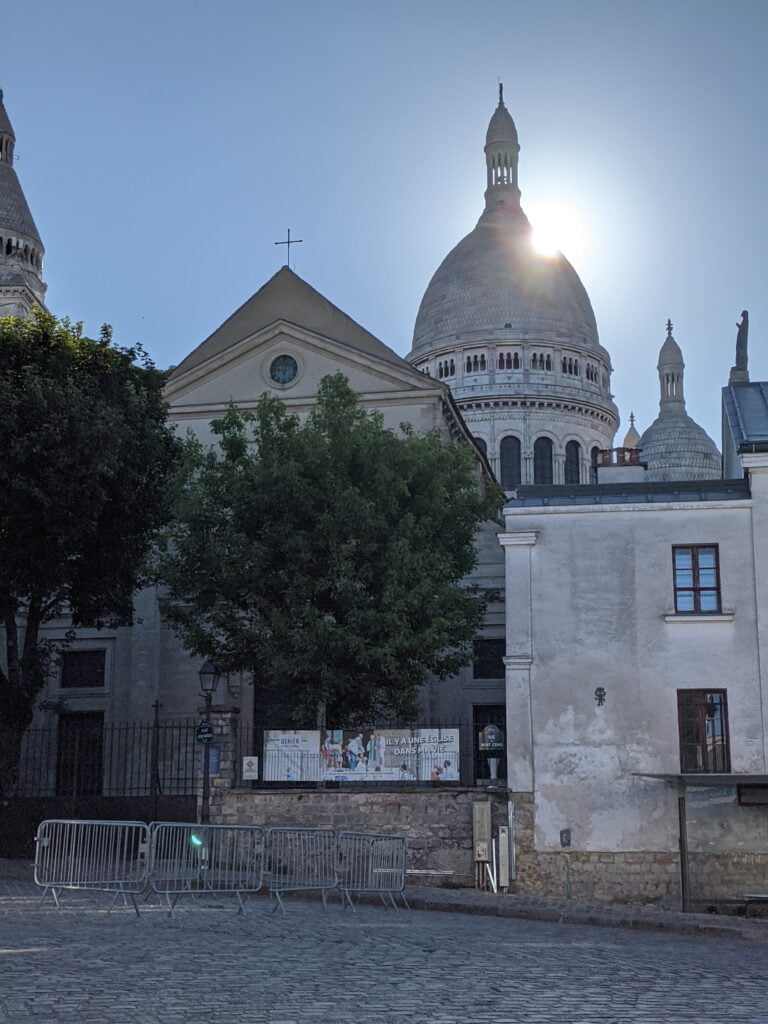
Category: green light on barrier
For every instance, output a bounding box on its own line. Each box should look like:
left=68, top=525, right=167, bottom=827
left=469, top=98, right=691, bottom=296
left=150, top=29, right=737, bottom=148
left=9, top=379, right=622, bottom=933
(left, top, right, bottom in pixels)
left=189, top=834, right=204, bottom=847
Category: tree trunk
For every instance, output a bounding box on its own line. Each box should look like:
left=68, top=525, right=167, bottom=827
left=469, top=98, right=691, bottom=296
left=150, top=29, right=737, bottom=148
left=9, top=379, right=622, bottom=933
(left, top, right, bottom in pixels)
left=0, top=717, right=29, bottom=810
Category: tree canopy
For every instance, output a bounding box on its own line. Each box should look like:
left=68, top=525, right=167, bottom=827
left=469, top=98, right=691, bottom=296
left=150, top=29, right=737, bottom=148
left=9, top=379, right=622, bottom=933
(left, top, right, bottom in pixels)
left=157, top=373, right=502, bottom=725
left=0, top=311, right=179, bottom=798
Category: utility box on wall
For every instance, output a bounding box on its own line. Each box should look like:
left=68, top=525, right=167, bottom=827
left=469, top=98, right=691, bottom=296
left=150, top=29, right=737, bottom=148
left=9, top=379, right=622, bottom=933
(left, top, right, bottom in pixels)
left=473, top=800, right=491, bottom=862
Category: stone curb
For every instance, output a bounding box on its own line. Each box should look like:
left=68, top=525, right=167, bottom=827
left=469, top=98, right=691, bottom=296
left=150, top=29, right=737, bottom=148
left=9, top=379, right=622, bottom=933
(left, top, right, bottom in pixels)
left=393, top=887, right=768, bottom=943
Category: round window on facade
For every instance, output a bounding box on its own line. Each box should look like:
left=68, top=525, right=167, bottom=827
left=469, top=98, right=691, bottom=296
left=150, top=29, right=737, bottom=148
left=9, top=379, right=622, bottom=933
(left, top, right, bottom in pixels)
left=269, top=354, right=298, bottom=385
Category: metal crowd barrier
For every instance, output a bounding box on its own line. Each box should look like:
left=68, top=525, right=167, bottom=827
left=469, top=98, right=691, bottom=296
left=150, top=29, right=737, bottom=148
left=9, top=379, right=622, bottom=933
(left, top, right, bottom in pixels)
left=148, top=822, right=264, bottom=915
left=34, top=819, right=149, bottom=916
left=33, top=819, right=410, bottom=918
left=337, top=830, right=409, bottom=911
left=263, top=826, right=337, bottom=913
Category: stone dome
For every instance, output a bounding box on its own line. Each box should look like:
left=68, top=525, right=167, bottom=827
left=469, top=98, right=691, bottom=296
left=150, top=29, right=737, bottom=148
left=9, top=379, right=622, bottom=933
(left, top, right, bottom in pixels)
left=637, top=323, right=721, bottom=481
left=411, top=201, right=599, bottom=355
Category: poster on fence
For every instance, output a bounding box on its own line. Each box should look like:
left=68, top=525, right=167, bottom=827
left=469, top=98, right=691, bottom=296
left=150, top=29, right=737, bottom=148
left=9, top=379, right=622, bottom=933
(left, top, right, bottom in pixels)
left=264, top=727, right=460, bottom=782
left=264, top=730, right=322, bottom=781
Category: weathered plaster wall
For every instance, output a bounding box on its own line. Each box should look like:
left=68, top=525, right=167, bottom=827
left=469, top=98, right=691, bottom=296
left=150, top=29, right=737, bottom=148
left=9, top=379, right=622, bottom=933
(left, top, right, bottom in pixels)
left=501, top=497, right=766, bottom=860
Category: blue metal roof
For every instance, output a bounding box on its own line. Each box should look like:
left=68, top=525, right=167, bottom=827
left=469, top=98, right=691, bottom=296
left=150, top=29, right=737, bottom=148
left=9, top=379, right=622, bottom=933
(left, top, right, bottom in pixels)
left=505, top=478, right=751, bottom=508
left=723, top=382, right=768, bottom=448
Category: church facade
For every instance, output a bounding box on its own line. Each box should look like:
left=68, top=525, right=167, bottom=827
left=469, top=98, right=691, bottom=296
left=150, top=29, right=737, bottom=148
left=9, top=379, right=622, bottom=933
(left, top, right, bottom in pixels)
left=4, top=87, right=767, bottom=904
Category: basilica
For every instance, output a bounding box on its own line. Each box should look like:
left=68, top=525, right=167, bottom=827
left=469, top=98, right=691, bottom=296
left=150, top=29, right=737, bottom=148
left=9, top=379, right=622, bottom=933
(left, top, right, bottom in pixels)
left=3, top=87, right=767, bottom=905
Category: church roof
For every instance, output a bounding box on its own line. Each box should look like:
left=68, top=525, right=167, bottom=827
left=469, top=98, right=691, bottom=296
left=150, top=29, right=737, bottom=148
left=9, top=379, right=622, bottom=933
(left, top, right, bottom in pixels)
left=411, top=94, right=599, bottom=357
left=173, top=266, right=415, bottom=378
left=637, top=325, right=720, bottom=481
left=411, top=204, right=599, bottom=355
left=0, top=161, right=42, bottom=242
left=0, top=93, right=42, bottom=245
left=486, top=94, right=518, bottom=148
left=0, top=97, right=14, bottom=139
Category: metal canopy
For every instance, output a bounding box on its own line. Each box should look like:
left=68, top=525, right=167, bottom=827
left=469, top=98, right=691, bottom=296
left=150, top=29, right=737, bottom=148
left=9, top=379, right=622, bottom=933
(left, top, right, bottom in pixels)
left=633, top=773, right=768, bottom=787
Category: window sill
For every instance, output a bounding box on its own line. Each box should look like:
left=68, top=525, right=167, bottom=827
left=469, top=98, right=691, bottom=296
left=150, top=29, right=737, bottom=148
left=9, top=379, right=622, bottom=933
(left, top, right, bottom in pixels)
left=664, top=612, right=734, bottom=624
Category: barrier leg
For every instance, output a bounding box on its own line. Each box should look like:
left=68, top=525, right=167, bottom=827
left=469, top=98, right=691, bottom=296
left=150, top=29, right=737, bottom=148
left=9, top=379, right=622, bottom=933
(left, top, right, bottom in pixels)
left=400, top=892, right=411, bottom=911
left=341, top=889, right=357, bottom=914
left=166, top=892, right=183, bottom=918
left=271, top=891, right=285, bottom=914
left=235, top=890, right=246, bottom=916
left=39, top=885, right=61, bottom=909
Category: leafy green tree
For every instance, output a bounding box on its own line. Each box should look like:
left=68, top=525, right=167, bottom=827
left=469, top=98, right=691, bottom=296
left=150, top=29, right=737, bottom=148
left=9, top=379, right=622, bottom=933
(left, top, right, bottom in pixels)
left=157, top=373, right=502, bottom=726
left=0, top=311, right=179, bottom=803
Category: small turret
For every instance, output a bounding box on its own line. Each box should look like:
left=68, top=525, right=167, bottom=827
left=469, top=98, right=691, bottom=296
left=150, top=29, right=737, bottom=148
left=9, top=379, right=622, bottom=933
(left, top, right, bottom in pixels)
left=636, top=319, right=721, bottom=481
left=0, top=89, right=47, bottom=316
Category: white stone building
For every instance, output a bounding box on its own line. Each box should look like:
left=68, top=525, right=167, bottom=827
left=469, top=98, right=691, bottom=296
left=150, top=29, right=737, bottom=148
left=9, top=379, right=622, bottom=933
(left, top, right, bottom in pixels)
left=498, top=374, right=768, bottom=904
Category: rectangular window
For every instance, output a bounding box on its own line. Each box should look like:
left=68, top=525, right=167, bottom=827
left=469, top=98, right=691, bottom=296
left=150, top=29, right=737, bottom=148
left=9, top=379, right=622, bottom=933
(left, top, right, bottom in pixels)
left=672, top=545, right=721, bottom=613
left=60, top=649, right=106, bottom=689
left=473, top=639, right=505, bottom=680
left=677, top=690, right=730, bottom=773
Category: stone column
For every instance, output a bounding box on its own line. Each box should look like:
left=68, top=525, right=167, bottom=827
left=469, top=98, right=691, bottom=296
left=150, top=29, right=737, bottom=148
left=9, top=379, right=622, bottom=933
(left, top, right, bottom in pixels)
left=498, top=530, right=538, bottom=792
left=743, top=454, right=768, bottom=770
left=196, top=705, right=240, bottom=823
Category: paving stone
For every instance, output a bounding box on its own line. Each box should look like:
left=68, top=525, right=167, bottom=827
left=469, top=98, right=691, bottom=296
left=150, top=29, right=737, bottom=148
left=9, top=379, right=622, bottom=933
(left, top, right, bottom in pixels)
left=0, top=879, right=767, bottom=1022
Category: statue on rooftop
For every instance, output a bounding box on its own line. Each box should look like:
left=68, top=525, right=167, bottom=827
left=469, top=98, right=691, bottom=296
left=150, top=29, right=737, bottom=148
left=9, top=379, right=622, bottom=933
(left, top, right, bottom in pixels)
left=735, top=310, right=749, bottom=371
left=729, top=310, right=750, bottom=384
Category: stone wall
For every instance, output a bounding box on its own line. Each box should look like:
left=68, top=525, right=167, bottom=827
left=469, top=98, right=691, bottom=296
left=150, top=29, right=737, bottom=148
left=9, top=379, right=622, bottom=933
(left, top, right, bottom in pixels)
left=203, top=710, right=766, bottom=906
left=215, top=786, right=510, bottom=885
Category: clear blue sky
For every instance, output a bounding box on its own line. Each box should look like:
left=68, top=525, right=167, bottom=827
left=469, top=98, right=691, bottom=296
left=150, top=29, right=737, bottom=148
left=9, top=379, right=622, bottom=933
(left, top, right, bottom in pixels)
left=5, top=0, right=768, bottom=442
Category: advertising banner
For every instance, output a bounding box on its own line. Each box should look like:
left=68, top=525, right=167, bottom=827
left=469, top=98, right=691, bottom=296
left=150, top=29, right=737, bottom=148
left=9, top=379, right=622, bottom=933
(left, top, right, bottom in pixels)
left=264, top=730, right=322, bottom=781
left=263, top=727, right=460, bottom=783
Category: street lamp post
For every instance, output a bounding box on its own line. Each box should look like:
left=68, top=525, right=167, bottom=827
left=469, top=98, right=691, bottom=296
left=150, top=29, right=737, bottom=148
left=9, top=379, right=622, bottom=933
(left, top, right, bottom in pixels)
left=198, top=660, right=220, bottom=824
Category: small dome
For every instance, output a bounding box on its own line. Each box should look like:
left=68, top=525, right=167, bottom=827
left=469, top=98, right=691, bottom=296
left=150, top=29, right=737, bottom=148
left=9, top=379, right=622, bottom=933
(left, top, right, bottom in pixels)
left=637, top=413, right=721, bottom=481
left=486, top=100, right=518, bottom=148
left=637, top=322, right=720, bottom=481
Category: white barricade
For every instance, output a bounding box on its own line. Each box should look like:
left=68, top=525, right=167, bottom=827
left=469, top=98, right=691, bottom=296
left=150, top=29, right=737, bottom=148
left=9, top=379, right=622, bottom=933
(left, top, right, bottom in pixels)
left=34, top=819, right=149, bottom=916
left=263, top=827, right=337, bottom=912
left=148, top=822, right=264, bottom=915
left=337, top=831, right=409, bottom=911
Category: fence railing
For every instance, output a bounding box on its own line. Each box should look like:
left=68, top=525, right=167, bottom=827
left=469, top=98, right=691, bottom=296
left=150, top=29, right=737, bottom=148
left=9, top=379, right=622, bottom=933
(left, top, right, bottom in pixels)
left=16, top=720, right=198, bottom=799
left=34, top=819, right=409, bottom=916
left=234, top=723, right=474, bottom=788
left=16, top=716, right=508, bottom=799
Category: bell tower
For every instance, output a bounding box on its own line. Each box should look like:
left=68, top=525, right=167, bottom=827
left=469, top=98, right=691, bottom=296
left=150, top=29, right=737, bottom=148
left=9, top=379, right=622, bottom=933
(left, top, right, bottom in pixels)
left=0, top=90, right=47, bottom=316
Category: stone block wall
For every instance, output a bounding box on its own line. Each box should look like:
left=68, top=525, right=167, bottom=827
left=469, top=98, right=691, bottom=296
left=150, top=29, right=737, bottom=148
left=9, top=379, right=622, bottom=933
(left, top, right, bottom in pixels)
left=215, top=786, right=510, bottom=885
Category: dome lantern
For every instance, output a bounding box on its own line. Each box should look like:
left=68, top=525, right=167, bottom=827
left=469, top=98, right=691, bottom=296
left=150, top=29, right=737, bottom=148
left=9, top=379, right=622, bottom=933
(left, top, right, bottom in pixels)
left=484, top=83, right=521, bottom=210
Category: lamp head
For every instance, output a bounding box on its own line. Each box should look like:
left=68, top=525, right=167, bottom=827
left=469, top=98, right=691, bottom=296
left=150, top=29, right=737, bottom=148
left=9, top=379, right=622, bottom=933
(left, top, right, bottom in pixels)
left=198, top=660, right=220, bottom=696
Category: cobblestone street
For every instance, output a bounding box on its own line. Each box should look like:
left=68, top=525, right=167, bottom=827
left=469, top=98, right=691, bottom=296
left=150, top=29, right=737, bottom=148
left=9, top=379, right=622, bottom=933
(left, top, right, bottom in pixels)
left=1, top=882, right=767, bottom=1023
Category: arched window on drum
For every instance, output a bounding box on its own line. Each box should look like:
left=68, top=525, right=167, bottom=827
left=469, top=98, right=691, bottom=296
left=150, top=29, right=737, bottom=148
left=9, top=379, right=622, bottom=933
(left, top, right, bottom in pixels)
left=564, top=440, right=581, bottom=485
left=533, top=437, right=554, bottom=485
left=499, top=436, right=521, bottom=489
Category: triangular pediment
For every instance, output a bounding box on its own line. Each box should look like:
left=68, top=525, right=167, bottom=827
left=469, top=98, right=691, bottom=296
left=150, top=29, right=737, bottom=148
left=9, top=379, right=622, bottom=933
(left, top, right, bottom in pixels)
left=165, top=267, right=440, bottom=411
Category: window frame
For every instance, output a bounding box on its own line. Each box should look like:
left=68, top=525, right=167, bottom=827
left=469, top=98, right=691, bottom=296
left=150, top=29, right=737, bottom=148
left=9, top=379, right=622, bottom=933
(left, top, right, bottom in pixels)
left=59, top=648, right=108, bottom=690
left=672, top=544, right=722, bottom=614
left=677, top=689, right=731, bottom=774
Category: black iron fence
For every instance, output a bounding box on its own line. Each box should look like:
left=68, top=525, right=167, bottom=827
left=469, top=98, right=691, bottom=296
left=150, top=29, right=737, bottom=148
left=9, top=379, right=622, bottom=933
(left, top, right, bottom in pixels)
left=233, top=722, right=506, bottom=789
left=14, top=716, right=509, bottom=799
left=16, top=719, right=198, bottom=798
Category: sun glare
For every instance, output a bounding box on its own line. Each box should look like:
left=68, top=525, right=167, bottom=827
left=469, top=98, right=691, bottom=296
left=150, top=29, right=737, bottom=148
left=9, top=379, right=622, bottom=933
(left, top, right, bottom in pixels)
left=529, top=202, right=588, bottom=262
